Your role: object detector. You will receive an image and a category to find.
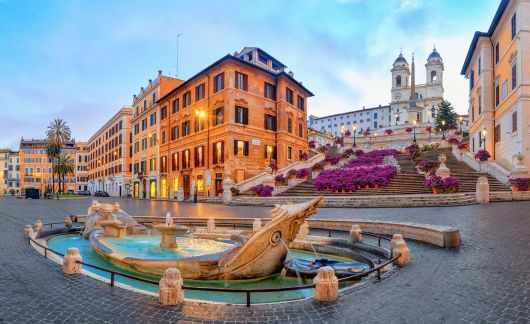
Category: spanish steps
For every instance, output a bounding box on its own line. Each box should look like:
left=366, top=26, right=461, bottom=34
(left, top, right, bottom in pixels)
left=277, top=147, right=510, bottom=197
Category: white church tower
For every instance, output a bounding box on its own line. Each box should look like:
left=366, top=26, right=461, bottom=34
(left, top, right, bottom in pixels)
left=390, top=47, right=444, bottom=126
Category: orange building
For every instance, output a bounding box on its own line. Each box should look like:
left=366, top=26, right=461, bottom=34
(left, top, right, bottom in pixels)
left=130, top=71, right=182, bottom=199
left=19, top=138, right=77, bottom=194
left=155, top=47, right=313, bottom=199
left=87, top=108, right=133, bottom=197
left=74, top=142, right=89, bottom=192
left=461, top=0, right=530, bottom=172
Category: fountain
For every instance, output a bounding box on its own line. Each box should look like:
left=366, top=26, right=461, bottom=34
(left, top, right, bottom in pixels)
left=152, top=212, right=190, bottom=249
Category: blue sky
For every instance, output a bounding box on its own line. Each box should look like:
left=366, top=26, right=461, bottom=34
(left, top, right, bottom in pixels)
left=0, top=0, right=501, bottom=149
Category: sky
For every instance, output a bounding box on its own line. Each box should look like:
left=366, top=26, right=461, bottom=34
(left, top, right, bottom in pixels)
left=0, top=0, right=501, bottom=149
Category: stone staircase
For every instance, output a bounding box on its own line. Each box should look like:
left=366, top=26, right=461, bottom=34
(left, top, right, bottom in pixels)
left=278, top=147, right=510, bottom=197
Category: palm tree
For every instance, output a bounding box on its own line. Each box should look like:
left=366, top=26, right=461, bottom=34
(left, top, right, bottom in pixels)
left=46, top=119, right=71, bottom=194
left=53, top=154, right=75, bottom=194
left=45, top=143, right=61, bottom=195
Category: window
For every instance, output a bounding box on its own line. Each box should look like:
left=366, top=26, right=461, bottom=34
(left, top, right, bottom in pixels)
left=235, top=106, right=248, bottom=125
left=512, top=111, right=518, bottom=132
left=495, top=83, right=500, bottom=107
left=235, top=72, right=248, bottom=91
left=152, top=92, right=156, bottom=104
left=143, top=100, right=147, bottom=111
left=161, top=130, right=166, bottom=144
left=170, top=126, right=179, bottom=141
left=286, top=87, right=293, bottom=104
left=502, top=80, right=508, bottom=100
left=287, top=118, right=292, bottom=133
left=374, top=112, right=378, bottom=119
left=511, top=13, right=516, bottom=40
left=494, top=124, right=501, bottom=143
left=213, top=141, right=224, bottom=164
left=264, top=82, right=276, bottom=99
left=287, top=146, right=293, bottom=160
left=141, top=118, right=147, bottom=130
left=172, top=99, right=179, bottom=113
left=182, top=150, right=190, bottom=169
left=160, top=106, right=167, bottom=120
left=194, top=146, right=204, bottom=167
left=149, top=157, right=156, bottom=171
left=133, top=141, right=139, bottom=153
left=511, top=63, right=517, bottom=90
left=213, top=73, right=224, bottom=92
left=264, top=145, right=276, bottom=160
left=431, top=71, right=437, bottom=82
left=297, top=95, right=304, bottom=111
left=470, top=100, right=474, bottom=122
left=150, top=112, right=157, bottom=126
left=478, top=93, right=482, bottom=115
left=396, top=75, right=401, bottom=87
left=141, top=138, right=147, bottom=150
left=478, top=57, right=481, bottom=75
left=469, top=70, right=475, bottom=91
left=495, top=42, right=500, bottom=64
left=160, top=156, right=167, bottom=173
left=183, top=91, right=191, bottom=107
left=234, top=140, right=249, bottom=156
left=195, top=83, right=205, bottom=101
left=182, top=121, right=190, bottom=136
left=214, top=107, right=224, bottom=126
left=149, top=133, right=157, bottom=147
left=194, top=116, right=205, bottom=132
left=134, top=124, right=139, bottom=135
left=171, top=152, right=179, bottom=171
left=298, top=123, right=303, bottom=137
left=264, top=114, right=276, bottom=131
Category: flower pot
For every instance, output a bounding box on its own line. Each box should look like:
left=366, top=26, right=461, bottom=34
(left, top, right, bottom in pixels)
left=512, top=186, right=520, bottom=192
left=365, top=185, right=370, bottom=189
left=374, top=184, right=380, bottom=189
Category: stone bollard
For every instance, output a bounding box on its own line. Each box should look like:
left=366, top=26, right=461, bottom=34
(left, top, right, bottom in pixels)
left=392, top=240, right=411, bottom=266
left=252, top=218, right=262, bottom=232
left=390, top=234, right=405, bottom=252
left=207, top=217, right=215, bottom=232
left=24, top=225, right=34, bottom=239
left=65, top=217, right=73, bottom=229
left=297, top=222, right=310, bottom=240
left=63, top=247, right=82, bottom=274
left=435, top=154, right=451, bottom=178
left=222, top=171, right=234, bottom=205
left=34, top=220, right=43, bottom=232
left=313, top=266, right=339, bottom=302
left=349, top=225, right=362, bottom=244
left=159, top=268, right=184, bottom=305
left=476, top=176, right=490, bottom=204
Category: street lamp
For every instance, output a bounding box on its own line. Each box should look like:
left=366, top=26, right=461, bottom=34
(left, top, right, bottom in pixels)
left=441, top=120, right=446, bottom=140
left=352, top=125, right=357, bottom=147
left=267, top=145, right=273, bottom=168
left=480, top=128, right=487, bottom=148
left=412, top=120, right=417, bottom=143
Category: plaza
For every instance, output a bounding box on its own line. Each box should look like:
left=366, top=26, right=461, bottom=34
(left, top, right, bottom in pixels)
left=1, top=196, right=529, bottom=323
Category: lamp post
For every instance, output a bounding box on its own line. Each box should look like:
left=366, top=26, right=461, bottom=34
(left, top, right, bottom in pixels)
left=412, top=120, right=417, bottom=143
left=267, top=145, right=273, bottom=168
left=441, top=120, right=446, bottom=140
left=479, top=128, right=487, bottom=148
left=352, top=125, right=357, bottom=147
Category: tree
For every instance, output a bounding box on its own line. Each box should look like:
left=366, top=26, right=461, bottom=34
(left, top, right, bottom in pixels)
left=45, top=143, right=61, bottom=194
left=46, top=119, right=71, bottom=194
left=434, top=100, right=457, bottom=131
left=53, top=154, right=75, bottom=194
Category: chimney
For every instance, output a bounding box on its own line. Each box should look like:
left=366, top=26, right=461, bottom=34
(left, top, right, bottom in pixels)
left=288, top=71, right=294, bottom=77
left=148, top=79, right=152, bottom=86
left=158, top=70, right=162, bottom=76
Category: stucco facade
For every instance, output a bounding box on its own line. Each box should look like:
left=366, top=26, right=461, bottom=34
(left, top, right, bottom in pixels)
left=461, top=0, right=530, bottom=172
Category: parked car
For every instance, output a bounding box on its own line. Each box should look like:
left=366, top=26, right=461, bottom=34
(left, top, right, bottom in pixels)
left=76, top=190, right=91, bottom=196
left=94, top=191, right=109, bottom=197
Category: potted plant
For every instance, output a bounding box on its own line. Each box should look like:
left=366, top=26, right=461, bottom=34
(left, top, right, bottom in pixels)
left=230, top=187, right=240, bottom=196
left=308, top=141, right=316, bottom=149
left=417, top=160, right=440, bottom=176
left=509, top=178, right=530, bottom=192
left=405, top=127, right=413, bottom=134
left=443, top=176, right=460, bottom=193
left=354, top=149, right=364, bottom=157
left=425, top=126, right=433, bottom=133
left=344, top=130, right=352, bottom=137
left=299, top=151, right=308, bottom=161
left=384, top=129, right=393, bottom=135
left=457, top=142, right=469, bottom=152
left=274, top=174, right=287, bottom=186
left=296, top=168, right=310, bottom=179
left=448, top=137, right=460, bottom=145
left=268, top=162, right=278, bottom=172
left=287, top=169, right=298, bottom=180
left=474, top=149, right=491, bottom=162
left=424, top=176, right=444, bottom=194
left=250, top=184, right=274, bottom=197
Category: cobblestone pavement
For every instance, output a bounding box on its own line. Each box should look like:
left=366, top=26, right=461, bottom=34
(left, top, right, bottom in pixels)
left=0, top=196, right=529, bottom=323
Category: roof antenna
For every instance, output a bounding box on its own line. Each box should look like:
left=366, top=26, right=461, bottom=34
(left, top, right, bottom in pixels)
left=176, top=33, right=183, bottom=78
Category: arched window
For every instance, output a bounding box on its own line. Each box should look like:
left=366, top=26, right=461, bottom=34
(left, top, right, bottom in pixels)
left=396, top=75, right=402, bottom=87
left=431, top=70, right=437, bottom=82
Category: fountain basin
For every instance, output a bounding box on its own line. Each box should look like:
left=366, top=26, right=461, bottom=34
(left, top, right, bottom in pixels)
left=152, top=224, right=191, bottom=248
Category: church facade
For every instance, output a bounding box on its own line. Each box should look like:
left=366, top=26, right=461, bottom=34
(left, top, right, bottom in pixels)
left=390, top=49, right=444, bottom=125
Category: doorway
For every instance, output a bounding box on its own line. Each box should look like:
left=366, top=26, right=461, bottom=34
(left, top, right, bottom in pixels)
left=183, top=175, right=190, bottom=200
